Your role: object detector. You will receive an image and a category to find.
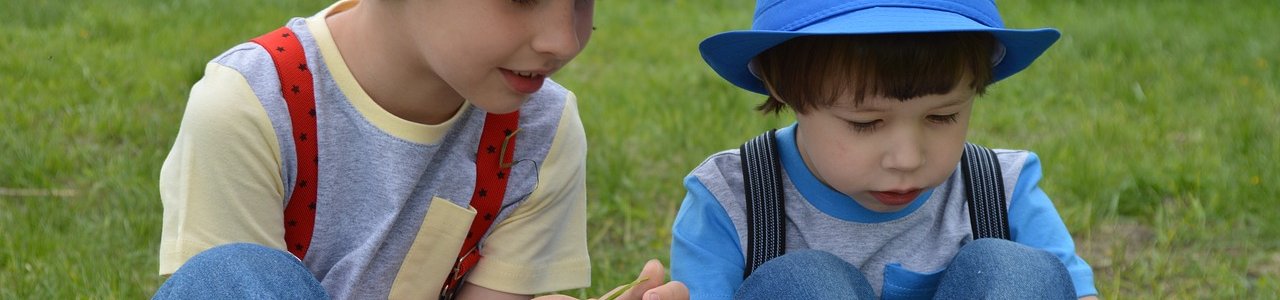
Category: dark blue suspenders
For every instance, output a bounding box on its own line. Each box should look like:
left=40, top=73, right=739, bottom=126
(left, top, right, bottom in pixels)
left=739, top=130, right=1011, bottom=278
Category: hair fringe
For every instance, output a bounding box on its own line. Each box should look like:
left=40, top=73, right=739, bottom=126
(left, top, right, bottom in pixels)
left=752, top=33, right=996, bottom=114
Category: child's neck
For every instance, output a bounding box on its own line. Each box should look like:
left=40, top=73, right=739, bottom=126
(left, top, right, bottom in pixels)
left=326, top=4, right=464, bottom=125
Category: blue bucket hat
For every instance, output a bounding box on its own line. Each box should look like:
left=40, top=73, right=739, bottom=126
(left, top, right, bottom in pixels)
left=700, top=0, right=1061, bottom=95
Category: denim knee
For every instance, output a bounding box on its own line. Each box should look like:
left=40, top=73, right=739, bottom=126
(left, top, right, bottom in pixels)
left=188, top=243, right=300, bottom=270
left=936, top=238, right=1074, bottom=299
left=154, top=243, right=326, bottom=300
left=735, top=250, right=875, bottom=300
left=951, top=238, right=1067, bottom=275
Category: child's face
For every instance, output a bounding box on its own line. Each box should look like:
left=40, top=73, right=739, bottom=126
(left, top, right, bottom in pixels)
left=793, top=84, right=976, bottom=212
left=406, top=0, right=595, bottom=113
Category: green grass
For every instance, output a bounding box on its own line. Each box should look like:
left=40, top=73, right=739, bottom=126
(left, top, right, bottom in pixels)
left=3, top=0, right=1278, bottom=298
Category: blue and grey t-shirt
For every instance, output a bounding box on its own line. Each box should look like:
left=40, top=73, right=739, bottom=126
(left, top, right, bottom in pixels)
left=670, top=124, right=1096, bottom=299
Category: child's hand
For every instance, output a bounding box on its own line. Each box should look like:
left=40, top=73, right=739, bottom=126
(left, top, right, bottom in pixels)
left=535, top=259, right=688, bottom=300
left=595, top=259, right=687, bottom=300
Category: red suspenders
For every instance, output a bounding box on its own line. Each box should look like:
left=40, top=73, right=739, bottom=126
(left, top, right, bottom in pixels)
left=252, top=27, right=319, bottom=259
left=441, top=109, right=520, bottom=300
left=251, top=27, right=518, bottom=299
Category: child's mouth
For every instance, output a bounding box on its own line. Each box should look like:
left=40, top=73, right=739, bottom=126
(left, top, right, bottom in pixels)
left=501, top=69, right=546, bottom=94
left=869, top=189, right=922, bottom=206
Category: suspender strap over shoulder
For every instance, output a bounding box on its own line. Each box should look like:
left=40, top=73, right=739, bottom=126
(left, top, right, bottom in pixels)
left=739, top=130, right=785, bottom=278
left=960, top=143, right=1011, bottom=240
left=251, top=27, right=319, bottom=260
left=738, top=131, right=1014, bottom=278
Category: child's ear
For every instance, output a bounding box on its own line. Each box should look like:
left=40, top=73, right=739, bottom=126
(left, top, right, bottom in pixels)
left=990, top=41, right=1007, bottom=67
left=747, top=59, right=764, bottom=80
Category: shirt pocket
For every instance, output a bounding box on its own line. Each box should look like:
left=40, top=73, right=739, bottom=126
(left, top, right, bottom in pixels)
left=388, top=197, right=476, bottom=299
left=881, top=263, right=945, bottom=300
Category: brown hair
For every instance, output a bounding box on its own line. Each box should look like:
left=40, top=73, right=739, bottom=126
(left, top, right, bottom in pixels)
left=753, top=32, right=997, bottom=114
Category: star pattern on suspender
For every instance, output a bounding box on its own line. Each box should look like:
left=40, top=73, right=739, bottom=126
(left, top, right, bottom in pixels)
left=443, top=115, right=520, bottom=299
left=252, top=26, right=319, bottom=260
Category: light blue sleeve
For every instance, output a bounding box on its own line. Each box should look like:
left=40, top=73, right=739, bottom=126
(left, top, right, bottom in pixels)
left=1007, top=152, right=1098, bottom=298
left=670, top=175, right=745, bottom=300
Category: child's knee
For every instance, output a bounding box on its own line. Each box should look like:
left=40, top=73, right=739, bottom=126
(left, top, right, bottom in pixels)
left=951, top=238, right=1070, bottom=284
left=941, top=239, right=1074, bottom=299
left=738, top=250, right=875, bottom=300
left=755, top=250, right=858, bottom=278
left=955, top=239, right=1061, bottom=268
left=772, top=250, right=846, bottom=267
left=159, top=243, right=325, bottom=299
left=184, top=243, right=299, bottom=272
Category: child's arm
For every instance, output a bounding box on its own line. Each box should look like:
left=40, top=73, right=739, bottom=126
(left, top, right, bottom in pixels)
left=670, top=175, right=748, bottom=300
left=1004, top=151, right=1098, bottom=298
left=159, top=63, right=289, bottom=275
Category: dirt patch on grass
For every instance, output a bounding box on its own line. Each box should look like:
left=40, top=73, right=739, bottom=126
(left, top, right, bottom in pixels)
left=1075, top=217, right=1280, bottom=297
left=1076, top=219, right=1155, bottom=275
left=1248, top=252, right=1280, bottom=279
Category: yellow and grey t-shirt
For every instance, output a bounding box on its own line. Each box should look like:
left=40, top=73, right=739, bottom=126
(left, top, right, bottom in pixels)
left=158, top=1, right=590, bottom=298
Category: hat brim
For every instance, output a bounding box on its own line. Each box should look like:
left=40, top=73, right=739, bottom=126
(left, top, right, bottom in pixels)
left=700, top=6, right=1061, bottom=95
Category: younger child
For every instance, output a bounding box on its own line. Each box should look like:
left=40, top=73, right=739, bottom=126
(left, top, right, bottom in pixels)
left=155, top=0, right=685, bottom=299
left=670, top=0, right=1097, bottom=299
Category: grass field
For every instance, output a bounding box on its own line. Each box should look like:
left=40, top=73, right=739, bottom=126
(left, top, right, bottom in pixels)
left=2, top=0, right=1278, bottom=298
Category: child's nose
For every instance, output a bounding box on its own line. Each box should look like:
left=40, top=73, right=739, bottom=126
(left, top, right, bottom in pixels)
left=531, top=2, right=589, bottom=61
left=881, top=135, right=926, bottom=172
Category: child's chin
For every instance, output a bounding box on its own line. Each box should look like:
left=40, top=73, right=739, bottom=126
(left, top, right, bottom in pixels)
left=473, top=99, right=524, bottom=115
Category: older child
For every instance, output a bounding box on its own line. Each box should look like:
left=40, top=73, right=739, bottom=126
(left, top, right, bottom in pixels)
left=155, top=0, right=685, bottom=299
left=671, top=0, right=1097, bottom=299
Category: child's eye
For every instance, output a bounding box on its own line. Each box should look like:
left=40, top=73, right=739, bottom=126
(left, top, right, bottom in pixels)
left=846, top=120, right=882, bottom=133
left=511, top=0, right=538, bottom=5
left=927, top=113, right=959, bottom=124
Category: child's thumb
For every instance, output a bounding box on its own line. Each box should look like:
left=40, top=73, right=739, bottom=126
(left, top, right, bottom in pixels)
left=634, top=259, right=666, bottom=291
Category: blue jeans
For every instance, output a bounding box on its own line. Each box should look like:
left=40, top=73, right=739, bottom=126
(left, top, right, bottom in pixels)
left=153, top=243, right=328, bottom=300
left=735, top=239, right=1075, bottom=300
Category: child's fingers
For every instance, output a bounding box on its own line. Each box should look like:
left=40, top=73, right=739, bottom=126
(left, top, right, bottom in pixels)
left=640, top=281, right=689, bottom=300
left=630, top=259, right=666, bottom=294
left=600, top=259, right=666, bottom=300
left=533, top=295, right=579, bottom=300
left=595, top=283, right=630, bottom=300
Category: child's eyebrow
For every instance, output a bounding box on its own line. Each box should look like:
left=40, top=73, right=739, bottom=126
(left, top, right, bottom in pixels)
left=837, top=95, right=971, bottom=112
left=835, top=100, right=892, bottom=112
left=932, top=96, right=972, bottom=108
